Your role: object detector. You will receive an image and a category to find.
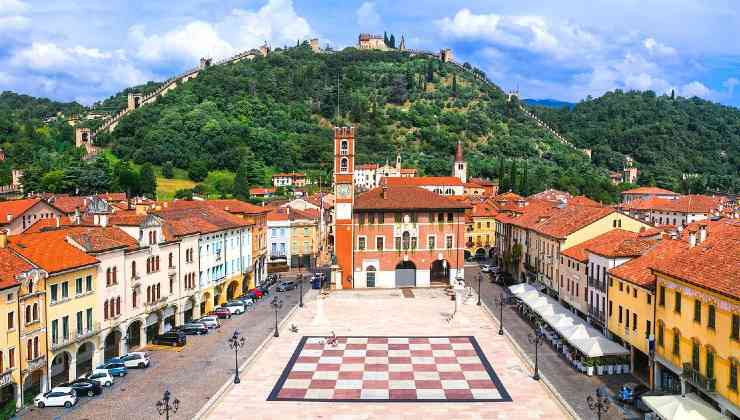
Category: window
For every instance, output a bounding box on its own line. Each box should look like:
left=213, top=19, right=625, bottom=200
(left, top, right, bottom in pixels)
left=646, top=320, right=652, bottom=339
left=26, top=339, right=32, bottom=361
left=378, top=213, right=384, bottom=223
left=708, top=305, right=715, bottom=330
left=706, top=349, right=714, bottom=379
left=51, top=320, right=58, bottom=343
left=61, top=282, right=69, bottom=299
left=62, top=316, right=69, bottom=339
left=692, top=341, right=700, bottom=370
left=731, top=360, right=738, bottom=391
left=8, top=348, right=14, bottom=369
left=32, top=303, right=38, bottom=321
left=626, top=309, right=630, bottom=328
left=659, top=286, right=665, bottom=306
left=619, top=282, right=623, bottom=292
left=340, top=158, right=348, bottom=172
left=33, top=337, right=38, bottom=358
left=647, top=294, right=652, bottom=305
left=50, top=284, right=58, bottom=302
left=658, top=324, right=665, bottom=347
left=104, top=301, right=109, bottom=319
left=169, top=253, right=174, bottom=268
left=694, top=299, right=701, bottom=323
left=86, top=308, right=92, bottom=330
left=633, top=313, right=637, bottom=331
left=633, top=289, right=637, bottom=298
left=131, top=261, right=137, bottom=278
left=446, top=235, right=453, bottom=249
left=112, top=267, right=117, bottom=284
left=366, top=266, right=376, bottom=288
left=76, top=311, right=83, bottom=335
left=132, top=290, right=138, bottom=308
left=394, top=237, right=401, bottom=250
left=75, top=277, right=82, bottom=295
left=358, top=237, right=366, bottom=250
left=447, top=213, right=453, bottom=223
left=25, top=306, right=31, bottom=324
left=376, top=236, right=384, bottom=251
left=86, top=275, right=92, bottom=292
left=672, top=329, right=680, bottom=356
left=106, top=268, right=111, bottom=286
left=619, top=306, right=623, bottom=323
left=7, top=311, right=14, bottom=330
left=674, top=291, right=681, bottom=313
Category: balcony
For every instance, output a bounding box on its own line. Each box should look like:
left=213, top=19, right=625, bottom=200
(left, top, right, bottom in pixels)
left=51, top=323, right=102, bottom=351
left=588, top=276, right=607, bottom=292
left=0, top=368, right=14, bottom=387
left=682, top=363, right=716, bottom=393
left=588, top=307, right=606, bottom=323
left=168, top=266, right=177, bottom=276
left=24, top=355, right=46, bottom=372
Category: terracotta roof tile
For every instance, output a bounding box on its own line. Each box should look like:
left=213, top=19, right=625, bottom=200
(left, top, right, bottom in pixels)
left=356, top=163, right=379, bottom=170
left=620, top=195, right=722, bottom=213
left=622, top=187, right=679, bottom=195
left=249, top=187, right=275, bottom=195
left=534, top=205, right=613, bottom=239
left=584, top=229, right=655, bottom=258
left=157, top=204, right=252, bottom=240
left=47, top=195, right=87, bottom=214
left=355, top=186, right=470, bottom=211
left=65, top=226, right=140, bottom=253
left=0, top=199, right=41, bottom=225
left=382, top=176, right=464, bottom=187
left=9, top=230, right=99, bottom=274
left=609, top=240, right=687, bottom=288
left=0, top=247, right=32, bottom=290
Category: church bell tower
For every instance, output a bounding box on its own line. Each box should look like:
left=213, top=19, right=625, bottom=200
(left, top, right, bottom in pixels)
left=453, top=140, right=467, bottom=183
left=332, top=126, right=356, bottom=289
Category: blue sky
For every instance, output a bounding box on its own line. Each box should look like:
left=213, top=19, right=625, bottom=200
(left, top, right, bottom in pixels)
left=1, top=0, right=739, bottom=106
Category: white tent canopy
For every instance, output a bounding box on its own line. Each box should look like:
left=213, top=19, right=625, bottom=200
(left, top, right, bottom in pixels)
left=543, top=313, right=577, bottom=330
left=642, top=393, right=725, bottom=420
left=569, top=337, right=629, bottom=357
left=509, top=283, right=536, bottom=296
left=560, top=324, right=600, bottom=341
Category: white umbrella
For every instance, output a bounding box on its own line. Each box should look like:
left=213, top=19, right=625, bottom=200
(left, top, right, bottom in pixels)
left=570, top=337, right=629, bottom=357
left=561, top=324, right=599, bottom=341
left=543, top=313, right=576, bottom=330
left=518, top=290, right=543, bottom=303
left=509, top=283, right=536, bottom=295
left=642, top=393, right=725, bottom=420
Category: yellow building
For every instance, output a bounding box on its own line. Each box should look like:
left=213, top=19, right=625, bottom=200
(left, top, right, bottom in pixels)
left=0, top=245, right=24, bottom=410
left=466, top=202, right=497, bottom=259
left=607, top=239, right=685, bottom=385
left=9, top=231, right=101, bottom=388
left=651, top=221, right=740, bottom=418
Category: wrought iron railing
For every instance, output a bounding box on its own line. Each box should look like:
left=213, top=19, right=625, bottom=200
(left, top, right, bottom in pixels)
left=682, top=363, right=716, bottom=392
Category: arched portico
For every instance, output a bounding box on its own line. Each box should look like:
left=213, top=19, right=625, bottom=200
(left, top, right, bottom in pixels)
left=50, top=351, right=72, bottom=387
left=76, top=341, right=95, bottom=377
left=395, top=260, right=416, bottom=288
left=430, top=259, right=451, bottom=285
left=104, top=329, right=122, bottom=361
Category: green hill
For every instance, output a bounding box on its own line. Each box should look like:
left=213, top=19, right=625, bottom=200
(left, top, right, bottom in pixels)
left=531, top=90, right=740, bottom=193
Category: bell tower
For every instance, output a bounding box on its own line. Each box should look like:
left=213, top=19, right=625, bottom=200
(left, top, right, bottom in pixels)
left=332, top=126, right=356, bottom=289
left=453, top=140, right=467, bottom=183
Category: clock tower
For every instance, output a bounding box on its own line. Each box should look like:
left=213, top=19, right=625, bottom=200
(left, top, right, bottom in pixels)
left=333, top=126, right=355, bottom=289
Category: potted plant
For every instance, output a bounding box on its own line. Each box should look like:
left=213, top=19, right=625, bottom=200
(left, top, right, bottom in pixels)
left=596, top=358, right=605, bottom=375
left=584, top=358, right=595, bottom=376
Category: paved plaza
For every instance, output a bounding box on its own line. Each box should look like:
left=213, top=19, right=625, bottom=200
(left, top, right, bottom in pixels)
left=203, top=288, right=569, bottom=419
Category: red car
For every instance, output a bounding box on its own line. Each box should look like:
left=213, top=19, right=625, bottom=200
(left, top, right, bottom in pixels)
left=208, top=308, right=232, bottom=319
left=248, top=288, right=264, bottom=299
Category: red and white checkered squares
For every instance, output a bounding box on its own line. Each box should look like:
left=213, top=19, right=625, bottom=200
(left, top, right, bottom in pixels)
left=268, top=336, right=510, bottom=402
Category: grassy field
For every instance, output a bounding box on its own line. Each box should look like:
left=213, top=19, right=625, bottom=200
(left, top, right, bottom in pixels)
left=156, top=178, right=196, bottom=200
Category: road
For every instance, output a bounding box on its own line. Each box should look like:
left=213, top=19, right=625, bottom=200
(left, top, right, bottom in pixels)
left=17, top=276, right=311, bottom=420
left=466, top=260, right=645, bottom=420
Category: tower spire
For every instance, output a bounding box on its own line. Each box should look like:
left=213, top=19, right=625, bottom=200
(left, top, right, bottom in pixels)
left=455, top=140, right=464, bottom=162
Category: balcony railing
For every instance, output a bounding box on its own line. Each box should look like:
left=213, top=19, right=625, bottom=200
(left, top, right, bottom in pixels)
left=588, top=276, right=607, bottom=292
left=0, top=368, right=14, bottom=387
left=51, top=323, right=101, bottom=351
left=24, top=355, right=46, bottom=372
left=588, top=307, right=606, bottom=322
left=168, top=266, right=177, bottom=275
left=682, top=363, right=716, bottom=393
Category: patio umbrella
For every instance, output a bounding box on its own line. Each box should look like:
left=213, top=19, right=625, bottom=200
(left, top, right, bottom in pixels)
left=543, top=313, right=576, bottom=330
left=518, top=290, right=544, bottom=303
left=560, top=324, right=599, bottom=341
left=569, top=337, right=629, bottom=357
left=509, top=283, right=536, bottom=295
left=641, top=393, right=725, bottom=420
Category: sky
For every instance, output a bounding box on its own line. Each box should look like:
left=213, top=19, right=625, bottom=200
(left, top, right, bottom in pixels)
left=1, top=0, right=739, bottom=107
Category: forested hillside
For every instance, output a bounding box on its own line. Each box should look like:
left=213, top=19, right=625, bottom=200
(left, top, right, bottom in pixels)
left=532, top=91, right=740, bottom=193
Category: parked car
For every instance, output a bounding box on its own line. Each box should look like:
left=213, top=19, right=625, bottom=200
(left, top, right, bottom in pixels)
left=208, top=308, right=232, bottom=319
left=248, top=288, right=264, bottom=299
left=178, top=323, right=209, bottom=335
left=83, top=370, right=114, bottom=387
left=152, top=330, right=187, bottom=347
left=198, top=316, right=220, bottom=329
left=256, top=285, right=270, bottom=295
left=96, top=361, right=128, bottom=377
left=235, top=296, right=255, bottom=306
left=221, top=301, right=246, bottom=315
left=120, top=352, right=150, bottom=368
left=60, top=379, right=102, bottom=397
left=244, top=291, right=259, bottom=301
left=34, top=387, right=77, bottom=408
left=277, top=281, right=296, bottom=292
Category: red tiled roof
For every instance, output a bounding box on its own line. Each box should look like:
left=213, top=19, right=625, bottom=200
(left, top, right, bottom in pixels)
left=356, top=163, right=379, bottom=170
left=622, top=187, right=678, bottom=195
left=620, top=195, right=722, bottom=213
left=272, top=172, right=305, bottom=178
left=9, top=230, right=99, bottom=274
left=249, top=187, right=275, bottom=195
left=584, top=229, right=654, bottom=258
left=529, top=189, right=571, bottom=202
left=609, top=240, right=687, bottom=288
left=382, top=176, right=464, bottom=187
left=399, top=168, right=416, bottom=174
left=651, top=219, right=740, bottom=299
left=493, top=192, right=525, bottom=202
left=355, top=186, right=470, bottom=211
left=0, top=199, right=41, bottom=225
left=157, top=204, right=252, bottom=240
left=469, top=178, right=496, bottom=187
left=0, top=247, right=32, bottom=290
left=98, top=192, right=127, bottom=202
left=108, top=212, right=147, bottom=226
left=204, top=199, right=268, bottom=215
left=65, top=226, right=140, bottom=253
left=48, top=195, right=87, bottom=214
left=534, top=205, right=613, bottom=239
left=471, top=203, right=498, bottom=218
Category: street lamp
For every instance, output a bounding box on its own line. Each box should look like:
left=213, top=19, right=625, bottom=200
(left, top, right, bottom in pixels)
left=298, top=274, right=304, bottom=308
left=228, top=329, right=246, bottom=384
left=527, top=323, right=545, bottom=381
left=494, top=293, right=506, bottom=335
left=586, top=388, right=611, bottom=420
left=155, top=390, right=179, bottom=420
left=271, top=296, right=283, bottom=337
left=476, top=273, right=482, bottom=306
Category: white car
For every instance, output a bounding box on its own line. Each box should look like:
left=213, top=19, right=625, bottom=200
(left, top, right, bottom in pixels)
left=120, top=351, right=150, bottom=368
left=34, top=386, right=77, bottom=408
left=221, top=302, right=246, bottom=315
left=84, top=369, right=114, bottom=387
left=198, top=316, right=221, bottom=329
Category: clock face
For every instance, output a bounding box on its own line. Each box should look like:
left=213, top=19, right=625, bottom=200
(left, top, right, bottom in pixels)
left=336, top=183, right=352, bottom=197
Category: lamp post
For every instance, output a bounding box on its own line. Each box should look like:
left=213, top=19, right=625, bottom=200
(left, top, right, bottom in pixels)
left=494, top=293, right=506, bottom=335
left=228, top=329, right=246, bottom=384
left=271, top=296, right=283, bottom=337
left=298, top=273, right=304, bottom=308
left=527, top=323, right=545, bottom=381
left=476, top=273, right=482, bottom=306
left=155, top=390, right=179, bottom=420
left=586, top=389, right=611, bottom=420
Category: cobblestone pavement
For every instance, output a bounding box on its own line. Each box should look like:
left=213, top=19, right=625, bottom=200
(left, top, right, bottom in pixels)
left=16, top=278, right=311, bottom=420
left=204, top=286, right=567, bottom=419
left=471, top=261, right=645, bottom=420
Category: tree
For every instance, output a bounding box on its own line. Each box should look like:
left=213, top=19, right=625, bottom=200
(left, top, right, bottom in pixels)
left=188, top=161, right=208, bottom=182
left=113, top=161, right=139, bottom=196
left=139, top=162, right=157, bottom=197
left=426, top=60, right=434, bottom=82
left=452, top=74, right=458, bottom=97
left=389, top=34, right=396, bottom=49
left=519, top=160, right=528, bottom=195
left=509, top=160, right=517, bottom=194
left=162, top=161, right=174, bottom=178
left=383, top=31, right=389, bottom=47
left=389, top=75, right=408, bottom=104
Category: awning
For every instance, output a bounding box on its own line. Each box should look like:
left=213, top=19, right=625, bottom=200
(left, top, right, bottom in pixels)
left=509, top=283, right=536, bottom=295
left=568, top=337, right=629, bottom=357
left=560, top=324, right=600, bottom=341
left=542, top=313, right=577, bottom=330
left=642, top=393, right=725, bottom=420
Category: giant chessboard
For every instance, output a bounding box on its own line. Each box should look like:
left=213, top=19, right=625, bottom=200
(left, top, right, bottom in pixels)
left=267, top=336, right=511, bottom=402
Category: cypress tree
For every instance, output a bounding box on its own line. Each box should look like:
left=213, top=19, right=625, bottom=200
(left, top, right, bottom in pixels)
left=384, top=31, right=389, bottom=47
left=509, top=160, right=517, bottom=193
left=389, top=34, right=396, bottom=49
left=452, top=74, right=458, bottom=96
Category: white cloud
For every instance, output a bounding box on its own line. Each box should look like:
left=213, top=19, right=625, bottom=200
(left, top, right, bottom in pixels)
left=356, top=2, right=381, bottom=27
left=0, top=0, right=28, bottom=33
left=679, top=81, right=711, bottom=98
left=0, top=0, right=27, bottom=14
left=11, top=42, right=70, bottom=70
left=723, top=77, right=739, bottom=95
left=643, top=37, right=676, bottom=56
left=129, top=0, right=313, bottom=64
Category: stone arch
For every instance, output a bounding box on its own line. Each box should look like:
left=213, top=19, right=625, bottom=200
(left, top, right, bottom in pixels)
left=475, top=248, right=486, bottom=258
left=126, top=319, right=144, bottom=349
left=22, top=369, right=44, bottom=399
left=227, top=280, right=240, bottom=301
left=201, top=292, right=212, bottom=316
left=163, top=304, right=178, bottom=332
left=145, top=311, right=162, bottom=344
left=395, top=260, right=416, bottom=288
left=76, top=341, right=95, bottom=377
left=50, top=351, right=72, bottom=387
left=430, top=259, right=450, bottom=285
left=104, top=328, right=123, bottom=361
left=183, top=295, right=198, bottom=322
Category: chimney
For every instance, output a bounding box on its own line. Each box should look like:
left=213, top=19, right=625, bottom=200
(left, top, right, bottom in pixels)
left=382, top=185, right=388, bottom=199
left=56, top=217, right=60, bottom=228
left=0, top=229, right=7, bottom=248
left=698, top=224, right=707, bottom=243
left=688, top=231, right=696, bottom=248
left=6, top=214, right=12, bottom=222
left=74, top=208, right=81, bottom=225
